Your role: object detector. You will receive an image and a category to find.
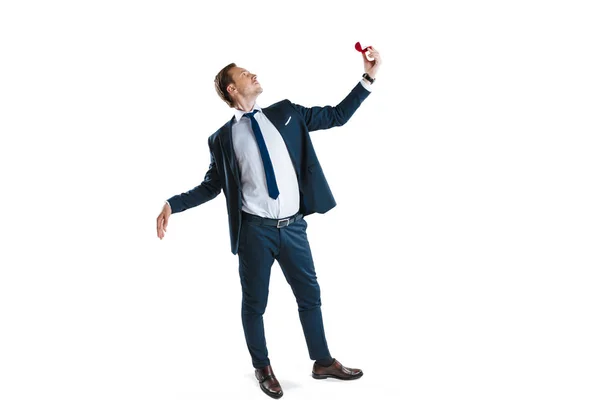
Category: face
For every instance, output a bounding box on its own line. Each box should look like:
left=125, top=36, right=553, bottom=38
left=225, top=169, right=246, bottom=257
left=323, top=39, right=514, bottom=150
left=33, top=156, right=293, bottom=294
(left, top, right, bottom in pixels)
left=228, top=67, right=263, bottom=99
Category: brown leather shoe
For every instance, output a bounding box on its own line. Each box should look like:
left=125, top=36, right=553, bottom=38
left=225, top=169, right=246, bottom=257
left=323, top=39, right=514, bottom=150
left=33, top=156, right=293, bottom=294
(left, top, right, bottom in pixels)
left=312, top=358, right=363, bottom=380
left=255, top=365, right=283, bottom=399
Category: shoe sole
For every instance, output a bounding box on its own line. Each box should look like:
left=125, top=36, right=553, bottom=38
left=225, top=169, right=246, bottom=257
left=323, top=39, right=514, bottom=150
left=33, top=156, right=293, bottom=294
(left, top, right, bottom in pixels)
left=259, top=383, right=283, bottom=399
left=312, top=371, right=364, bottom=380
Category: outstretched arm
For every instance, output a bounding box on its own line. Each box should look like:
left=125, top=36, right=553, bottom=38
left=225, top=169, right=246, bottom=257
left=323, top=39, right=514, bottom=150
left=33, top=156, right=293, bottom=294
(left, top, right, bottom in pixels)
left=157, top=139, right=222, bottom=239
left=290, top=46, right=382, bottom=132
left=165, top=139, right=223, bottom=214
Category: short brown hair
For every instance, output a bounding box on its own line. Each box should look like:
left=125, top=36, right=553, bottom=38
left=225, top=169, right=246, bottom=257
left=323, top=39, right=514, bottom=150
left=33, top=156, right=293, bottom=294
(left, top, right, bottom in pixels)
left=214, top=63, right=237, bottom=108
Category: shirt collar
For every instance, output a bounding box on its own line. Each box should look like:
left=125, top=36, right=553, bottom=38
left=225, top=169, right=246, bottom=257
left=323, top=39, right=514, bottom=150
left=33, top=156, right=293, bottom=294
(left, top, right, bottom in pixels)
left=233, top=104, right=262, bottom=123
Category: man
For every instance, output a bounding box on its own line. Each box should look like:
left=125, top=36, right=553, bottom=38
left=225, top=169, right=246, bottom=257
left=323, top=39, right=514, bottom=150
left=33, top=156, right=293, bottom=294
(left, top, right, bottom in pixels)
left=156, top=45, right=381, bottom=398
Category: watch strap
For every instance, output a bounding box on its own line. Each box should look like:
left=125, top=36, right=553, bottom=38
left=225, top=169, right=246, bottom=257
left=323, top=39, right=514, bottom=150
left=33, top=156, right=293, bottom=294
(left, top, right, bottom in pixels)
left=362, top=73, right=375, bottom=84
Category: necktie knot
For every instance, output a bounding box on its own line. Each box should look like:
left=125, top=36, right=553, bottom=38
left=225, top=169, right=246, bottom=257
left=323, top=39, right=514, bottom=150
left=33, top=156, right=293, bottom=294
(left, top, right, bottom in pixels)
left=243, top=109, right=259, bottom=119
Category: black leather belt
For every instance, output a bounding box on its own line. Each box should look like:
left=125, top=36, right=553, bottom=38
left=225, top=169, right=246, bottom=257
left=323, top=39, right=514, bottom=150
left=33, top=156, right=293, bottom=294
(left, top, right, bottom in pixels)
left=242, top=211, right=304, bottom=228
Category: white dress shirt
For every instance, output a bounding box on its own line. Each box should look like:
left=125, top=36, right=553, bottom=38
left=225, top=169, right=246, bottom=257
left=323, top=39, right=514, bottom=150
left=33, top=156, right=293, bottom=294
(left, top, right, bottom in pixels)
left=232, top=105, right=300, bottom=219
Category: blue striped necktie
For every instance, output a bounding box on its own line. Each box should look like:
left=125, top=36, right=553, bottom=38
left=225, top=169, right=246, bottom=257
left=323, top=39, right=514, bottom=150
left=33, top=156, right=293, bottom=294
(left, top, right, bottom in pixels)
left=243, top=110, right=280, bottom=199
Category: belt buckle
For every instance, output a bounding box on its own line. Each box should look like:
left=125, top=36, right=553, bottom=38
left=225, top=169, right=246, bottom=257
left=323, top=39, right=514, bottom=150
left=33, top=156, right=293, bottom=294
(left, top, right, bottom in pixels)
left=276, top=218, right=290, bottom=228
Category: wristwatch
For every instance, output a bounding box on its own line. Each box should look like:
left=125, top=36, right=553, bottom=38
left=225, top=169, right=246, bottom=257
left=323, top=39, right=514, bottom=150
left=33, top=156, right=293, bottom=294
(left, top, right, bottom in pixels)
left=362, top=72, right=375, bottom=84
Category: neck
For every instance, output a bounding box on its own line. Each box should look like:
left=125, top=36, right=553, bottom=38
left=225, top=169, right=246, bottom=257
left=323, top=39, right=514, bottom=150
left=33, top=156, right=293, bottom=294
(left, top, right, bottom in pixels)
left=234, top=96, right=257, bottom=113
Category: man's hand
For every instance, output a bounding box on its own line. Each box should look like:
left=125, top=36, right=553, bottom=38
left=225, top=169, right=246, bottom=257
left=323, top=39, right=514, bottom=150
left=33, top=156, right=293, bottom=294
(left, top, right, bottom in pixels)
left=362, top=46, right=382, bottom=79
left=156, top=201, right=172, bottom=240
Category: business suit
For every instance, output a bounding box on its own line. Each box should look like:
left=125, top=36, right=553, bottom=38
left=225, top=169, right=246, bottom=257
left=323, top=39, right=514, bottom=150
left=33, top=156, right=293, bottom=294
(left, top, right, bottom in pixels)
left=166, top=80, right=371, bottom=372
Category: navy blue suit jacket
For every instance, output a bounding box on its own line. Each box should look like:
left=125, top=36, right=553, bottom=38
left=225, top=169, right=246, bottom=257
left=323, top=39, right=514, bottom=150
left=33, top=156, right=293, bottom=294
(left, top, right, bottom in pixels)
left=167, top=82, right=371, bottom=254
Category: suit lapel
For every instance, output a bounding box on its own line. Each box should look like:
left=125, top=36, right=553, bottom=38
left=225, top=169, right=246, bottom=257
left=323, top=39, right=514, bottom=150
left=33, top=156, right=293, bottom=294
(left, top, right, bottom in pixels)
left=262, top=107, right=285, bottom=134
left=219, top=117, right=241, bottom=187
left=262, top=106, right=301, bottom=178
left=263, top=106, right=292, bottom=150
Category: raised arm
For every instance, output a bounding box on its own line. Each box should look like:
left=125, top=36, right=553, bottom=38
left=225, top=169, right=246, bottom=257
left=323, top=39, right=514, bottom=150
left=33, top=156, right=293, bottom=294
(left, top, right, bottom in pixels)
left=290, top=46, right=381, bottom=132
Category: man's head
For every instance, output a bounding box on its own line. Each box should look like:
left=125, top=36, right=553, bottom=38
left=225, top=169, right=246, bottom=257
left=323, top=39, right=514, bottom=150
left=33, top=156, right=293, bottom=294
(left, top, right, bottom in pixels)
left=214, top=63, right=263, bottom=109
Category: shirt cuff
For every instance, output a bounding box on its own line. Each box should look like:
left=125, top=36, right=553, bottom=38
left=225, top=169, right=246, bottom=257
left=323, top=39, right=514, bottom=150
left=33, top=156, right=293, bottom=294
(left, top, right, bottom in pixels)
left=360, top=78, right=373, bottom=92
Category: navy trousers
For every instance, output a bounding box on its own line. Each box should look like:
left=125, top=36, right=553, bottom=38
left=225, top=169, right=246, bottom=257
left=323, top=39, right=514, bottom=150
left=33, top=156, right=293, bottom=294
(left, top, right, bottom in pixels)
left=237, top=215, right=332, bottom=368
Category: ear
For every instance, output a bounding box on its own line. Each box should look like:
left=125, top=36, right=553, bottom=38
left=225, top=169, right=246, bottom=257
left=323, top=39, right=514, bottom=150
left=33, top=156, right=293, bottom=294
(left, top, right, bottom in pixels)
left=226, top=84, right=236, bottom=95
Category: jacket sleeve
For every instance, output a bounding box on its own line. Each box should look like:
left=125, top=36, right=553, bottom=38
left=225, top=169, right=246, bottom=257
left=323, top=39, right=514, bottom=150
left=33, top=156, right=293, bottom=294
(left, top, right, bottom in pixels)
left=289, top=81, right=371, bottom=132
left=166, top=138, right=222, bottom=213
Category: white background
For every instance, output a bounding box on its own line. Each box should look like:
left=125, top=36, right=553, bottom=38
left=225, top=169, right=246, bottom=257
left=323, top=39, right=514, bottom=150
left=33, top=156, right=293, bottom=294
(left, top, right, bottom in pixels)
left=1, top=1, right=599, bottom=399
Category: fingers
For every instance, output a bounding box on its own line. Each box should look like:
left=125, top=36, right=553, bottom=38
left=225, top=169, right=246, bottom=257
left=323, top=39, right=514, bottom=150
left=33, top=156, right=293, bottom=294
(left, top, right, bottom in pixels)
left=368, top=48, right=379, bottom=58
left=367, top=47, right=380, bottom=62
left=361, top=46, right=380, bottom=64
left=157, top=215, right=163, bottom=239
left=156, top=213, right=167, bottom=240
